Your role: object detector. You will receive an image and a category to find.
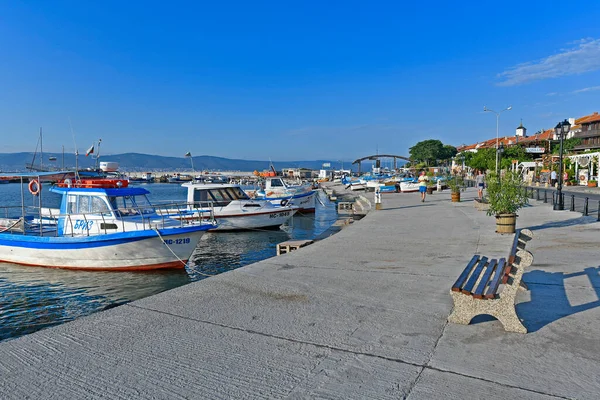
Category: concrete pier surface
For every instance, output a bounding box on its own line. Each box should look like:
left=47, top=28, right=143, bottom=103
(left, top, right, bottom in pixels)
left=1, top=184, right=599, bottom=399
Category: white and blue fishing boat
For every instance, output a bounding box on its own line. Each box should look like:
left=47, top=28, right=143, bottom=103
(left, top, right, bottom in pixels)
left=0, top=172, right=216, bottom=271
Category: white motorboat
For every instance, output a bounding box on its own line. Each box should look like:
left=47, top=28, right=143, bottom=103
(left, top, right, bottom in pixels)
left=176, top=182, right=298, bottom=231
left=399, top=180, right=420, bottom=193
left=246, top=177, right=317, bottom=212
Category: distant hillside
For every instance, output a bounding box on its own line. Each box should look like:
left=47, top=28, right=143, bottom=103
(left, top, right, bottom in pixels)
left=0, top=152, right=350, bottom=173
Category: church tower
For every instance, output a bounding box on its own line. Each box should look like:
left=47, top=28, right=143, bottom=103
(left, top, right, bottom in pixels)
left=516, top=119, right=527, bottom=137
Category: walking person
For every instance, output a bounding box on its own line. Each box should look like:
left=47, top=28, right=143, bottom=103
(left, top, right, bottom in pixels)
left=551, top=170, right=557, bottom=187
left=418, top=171, right=428, bottom=202
left=475, top=170, right=485, bottom=200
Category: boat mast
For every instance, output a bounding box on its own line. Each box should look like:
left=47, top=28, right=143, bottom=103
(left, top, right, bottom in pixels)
left=40, top=127, right=43, bottom=171
left=95, top=138, right=102, bottom=170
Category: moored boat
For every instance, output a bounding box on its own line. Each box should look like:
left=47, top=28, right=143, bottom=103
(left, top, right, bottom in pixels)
left=399, top=180, right=420, bottom=193
left=171, top=182, right=298, bottom=231
left=246, top=177, right=317, bottom=213
left=0, top=172, right=216, bottom=271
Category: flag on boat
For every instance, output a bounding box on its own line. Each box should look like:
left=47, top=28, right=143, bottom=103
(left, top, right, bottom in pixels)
left=184, top=152, right=191, bottom=157
left=85, top=144, right=94, bottom=157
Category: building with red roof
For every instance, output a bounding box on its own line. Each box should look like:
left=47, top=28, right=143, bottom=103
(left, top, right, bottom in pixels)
left=457, top=112, right=599, bottom=155
left=572, top=112, right=600, bottom=152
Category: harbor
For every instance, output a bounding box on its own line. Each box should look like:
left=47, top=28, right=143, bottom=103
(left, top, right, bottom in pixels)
left=2, top=3, right=600, bottom=398
left=0, top=181, right=340, bottom=342
left=1, top=183, right=599, bottom=398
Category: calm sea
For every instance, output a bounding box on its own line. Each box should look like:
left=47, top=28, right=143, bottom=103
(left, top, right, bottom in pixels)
left=0, top=182, right=338, bottom=342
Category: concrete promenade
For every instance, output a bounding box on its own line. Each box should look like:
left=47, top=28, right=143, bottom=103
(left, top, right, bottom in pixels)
left=1, top=184, right=599, bottom=399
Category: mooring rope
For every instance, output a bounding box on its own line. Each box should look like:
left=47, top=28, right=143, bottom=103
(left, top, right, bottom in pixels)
left=152, top=227, right=214, bottom=277
left=0, top=217, right=24, bottom=233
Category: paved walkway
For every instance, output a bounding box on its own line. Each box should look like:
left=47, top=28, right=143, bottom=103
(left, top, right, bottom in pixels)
left=1, top=185, right=599, bottom=399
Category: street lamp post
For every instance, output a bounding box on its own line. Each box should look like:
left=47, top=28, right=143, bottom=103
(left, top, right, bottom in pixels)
left=484, top=105, right=512, bottom=173
left=554, top=119, right=571, bottom=210
left=497, top=143, right=505, bottom=171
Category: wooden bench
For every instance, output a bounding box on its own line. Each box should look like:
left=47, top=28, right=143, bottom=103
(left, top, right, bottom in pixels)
left=447, top=229, right=534, bottom=333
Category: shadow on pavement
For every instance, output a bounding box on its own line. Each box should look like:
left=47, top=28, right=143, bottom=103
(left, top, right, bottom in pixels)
left=527, top=216, right=598, bottom=231
left=517, top=267, right=600, bottom=332
left=381, top=204, right=436, bottom=211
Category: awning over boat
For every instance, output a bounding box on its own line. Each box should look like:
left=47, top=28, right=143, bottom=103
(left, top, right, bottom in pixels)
left=0, top=170, right=75, bottom=178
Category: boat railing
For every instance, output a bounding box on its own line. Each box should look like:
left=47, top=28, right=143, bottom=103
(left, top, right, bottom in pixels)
left=152, top=201, right=216, bottom=225
left=0, top=202, right=216, bottom=237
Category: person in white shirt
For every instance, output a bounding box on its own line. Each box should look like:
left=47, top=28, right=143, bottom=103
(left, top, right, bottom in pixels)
left=418, top=171, right=429, bottom=202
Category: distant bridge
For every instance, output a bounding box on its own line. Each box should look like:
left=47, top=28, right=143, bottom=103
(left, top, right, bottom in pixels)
left=352, top=154, right=411, bottom=174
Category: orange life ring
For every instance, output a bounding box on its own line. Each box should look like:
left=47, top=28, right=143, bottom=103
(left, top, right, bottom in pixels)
left=29, top=179, right=41, bottom=196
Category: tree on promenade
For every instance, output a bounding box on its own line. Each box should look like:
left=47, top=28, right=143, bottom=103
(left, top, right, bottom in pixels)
left=409, top=140, right=456, bottom=165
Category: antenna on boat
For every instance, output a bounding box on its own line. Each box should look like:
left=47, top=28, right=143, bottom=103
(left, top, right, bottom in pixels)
left=69, top=117, right=80, bottom=180
left=269, top=158, right=276, bottom=175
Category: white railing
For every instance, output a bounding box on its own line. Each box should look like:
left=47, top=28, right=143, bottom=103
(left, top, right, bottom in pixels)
left=0, top=202, right=216, bottom=237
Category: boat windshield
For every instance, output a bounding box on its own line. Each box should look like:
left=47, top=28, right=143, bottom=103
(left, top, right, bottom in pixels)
left=67, top=195, right=112, bottom=215
left=193, top=187, right=249, bottom=204
left=108, top=195, right=155, bottom=216
left=270, top=179, right=284, bottom=187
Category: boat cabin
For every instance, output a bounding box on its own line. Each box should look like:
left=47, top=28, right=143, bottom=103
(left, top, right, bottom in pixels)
left=50, top=180, right=159, bottom=236
left=184, top=183, right=252, bottom=207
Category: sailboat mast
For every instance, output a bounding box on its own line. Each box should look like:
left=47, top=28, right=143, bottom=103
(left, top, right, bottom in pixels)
left=40, top=127, right=43, bottom=171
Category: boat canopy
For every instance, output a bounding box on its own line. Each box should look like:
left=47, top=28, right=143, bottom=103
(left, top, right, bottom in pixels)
left=50, top=186, right=150, bottom=196
left=0, top=171, right=75, bottom=179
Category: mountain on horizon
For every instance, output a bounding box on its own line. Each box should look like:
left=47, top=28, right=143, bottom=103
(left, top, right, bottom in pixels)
left=0, top=152, right=356, bottom=173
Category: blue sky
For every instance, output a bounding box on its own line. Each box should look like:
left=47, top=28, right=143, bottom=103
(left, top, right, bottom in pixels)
left=1, top=1, right=600, bottom=162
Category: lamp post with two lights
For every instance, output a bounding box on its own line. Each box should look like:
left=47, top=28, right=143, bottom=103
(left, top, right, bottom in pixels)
left=553, top=119, right=571, bottom=210
left=484, top=105, right=512, bottom=174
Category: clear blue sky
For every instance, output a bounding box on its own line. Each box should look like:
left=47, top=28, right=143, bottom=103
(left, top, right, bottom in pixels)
left=1, top=1, right=600, bottom=162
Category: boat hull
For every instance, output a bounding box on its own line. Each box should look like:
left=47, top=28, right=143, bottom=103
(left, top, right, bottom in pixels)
left=400, top=182, right=420, bottom=193
left=211, top=208, right=296, bottom=230
left=263, top=191, right=316, bottom=213
left=0, top=226, right=209, bottom=271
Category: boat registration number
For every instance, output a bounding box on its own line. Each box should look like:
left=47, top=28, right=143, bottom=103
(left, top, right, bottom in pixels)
left=163, top=238, right=191, bottom=245
left=74, top=220, right=94, bottom=230
left=270, top=211, right=290, bottom=219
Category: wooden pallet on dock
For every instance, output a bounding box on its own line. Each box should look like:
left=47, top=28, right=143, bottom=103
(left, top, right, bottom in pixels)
left=277, top=240, right=314, bottom=256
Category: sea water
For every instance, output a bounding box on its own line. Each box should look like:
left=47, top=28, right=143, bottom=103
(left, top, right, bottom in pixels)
left=0, top=182, right=338, bottom=342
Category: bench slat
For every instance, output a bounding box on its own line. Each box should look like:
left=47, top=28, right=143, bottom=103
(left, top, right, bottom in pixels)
left=473, top=258, right=498, bottom=299
left=451, top=255, right=480, bottom=292
left=502, top=263, right=514, bottom=284
left=484, top=258, right=507, bottom=299
left=508, top=229, right=521, bottom=264
left=461, top=256, right=489, bottom=295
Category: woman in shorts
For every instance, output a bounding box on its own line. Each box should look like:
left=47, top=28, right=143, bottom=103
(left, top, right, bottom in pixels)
left=475, top=170, right=485, bottom=200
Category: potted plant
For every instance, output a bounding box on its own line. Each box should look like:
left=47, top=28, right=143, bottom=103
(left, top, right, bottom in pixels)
left=426, top=180, right=434, bottom=194
left=425, top=172, right=435, bottom=194
left=486, top=171, right=529, bottom=234
left=588, top=179, right=598, bottom=187
left=447, top=176, right=463, bottom=202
